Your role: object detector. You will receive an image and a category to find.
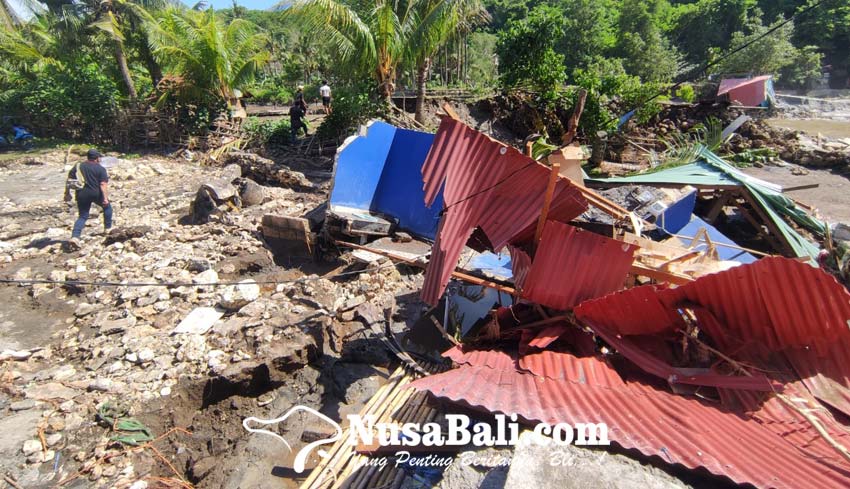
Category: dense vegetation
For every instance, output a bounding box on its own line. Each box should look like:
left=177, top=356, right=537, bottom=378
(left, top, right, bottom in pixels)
left=0, top=0, right=847, bottom=143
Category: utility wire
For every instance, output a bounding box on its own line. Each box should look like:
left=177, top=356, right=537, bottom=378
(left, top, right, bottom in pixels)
left=0, top=256, right=416, bottom=289
left=613, top=0, right=826, bottom=125
left=431, top=1, right=828, bottom=215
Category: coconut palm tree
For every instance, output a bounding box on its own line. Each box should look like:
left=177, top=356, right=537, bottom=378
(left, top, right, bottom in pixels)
left=0, top=13, right=63, bottom=77
left=88, top=0, right=171, bottom=98
left=146, top=7, right=270, bottom=104
left=407, top=0, right=487, bottom=123
left=284, top=0, right=487, bottom=114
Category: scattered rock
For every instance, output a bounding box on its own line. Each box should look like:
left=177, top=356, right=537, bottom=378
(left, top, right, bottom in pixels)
left=100, top=315, right=137, bottom=335
left=21, top=440, right=41, bottom=456
left=238, top=178, right=266, bottom=206
left=10, top=400, right=38, bottom=411
left=172, top=307, right=224, bottom=335
left=25, top=383, right=78, bottom=401
left=0, top=349, right=32, bottom=361
left=217, top=280, right=260, bottom=311
left=88, top=378, right=115, bottom=392
left=104, top=226, right=153, bottom=245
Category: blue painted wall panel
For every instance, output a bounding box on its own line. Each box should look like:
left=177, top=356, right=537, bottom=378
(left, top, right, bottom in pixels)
left=677, top=216, right=758, bottom=264
left=329, top=121, right=397, bottom=209
left=372, top=128, right=443, bottom=239
left=657, top=189, right=697, bottom=234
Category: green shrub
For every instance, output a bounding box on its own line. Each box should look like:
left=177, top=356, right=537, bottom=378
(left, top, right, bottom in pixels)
left=242, top=116, right=292, bottom=146
left=676, top=83, right=696, bottom=103
left=316, top=84, right=382, bottom=140
left=570, top=58, right=666, bottom=134
left=20, top=60, right=120, bottom=139
left=496, top=5, right=567, bottom=97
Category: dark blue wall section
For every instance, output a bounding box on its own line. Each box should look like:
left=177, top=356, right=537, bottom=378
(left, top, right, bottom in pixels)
left=329, top=121, right=397, bottom=209
left=658, top=189, right=697, bottom=234
left=373, top=128, right=443, bottom=239
left=329, top=121, right=444, bottom=241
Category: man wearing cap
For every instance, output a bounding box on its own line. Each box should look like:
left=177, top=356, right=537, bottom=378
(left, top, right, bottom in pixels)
left=64, top=149, right=112, bottom=239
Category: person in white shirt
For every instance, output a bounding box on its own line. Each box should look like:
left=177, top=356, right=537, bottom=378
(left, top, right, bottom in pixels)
left=319, top=80, right=332, bottom=115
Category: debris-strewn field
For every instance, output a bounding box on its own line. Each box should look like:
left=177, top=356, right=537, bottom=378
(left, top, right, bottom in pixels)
left=0, top=150, right=428, bottom=488
left=2, top=95, right=850, bottom=489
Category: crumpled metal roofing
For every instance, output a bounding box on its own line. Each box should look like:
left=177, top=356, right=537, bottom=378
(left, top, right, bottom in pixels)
left=520, top=221, right=637, bottom=310
left=575, top=257, right=850, bottom=414
left=420, top=118, right=512, bottom=304
left=419, top=118, right=587, bottom=304
left=410, top=349, right=850, bottom=488
left=507, top=245, right=531, bottom=291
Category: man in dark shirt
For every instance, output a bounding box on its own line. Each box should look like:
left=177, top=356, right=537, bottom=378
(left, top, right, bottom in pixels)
left=290, top=102, right=307, bottom=141
left=294, top=85, right=307, bottom=112
left=65, top=149, right=112, bottom=238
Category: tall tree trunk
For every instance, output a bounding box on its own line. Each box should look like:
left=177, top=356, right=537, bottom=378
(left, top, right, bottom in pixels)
left=415, top=58, right=431, bottom=124
left=139, top=40, right=163, bottom=88
left=114, top=41, right=137, bottom=99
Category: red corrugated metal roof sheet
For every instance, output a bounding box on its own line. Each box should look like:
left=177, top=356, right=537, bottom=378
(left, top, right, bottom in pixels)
left=507, top=245, right=531, bottom=291
left=419, top=118, right=587, bottom=304
left=573, top=284, right=682, bottom=336
left=574, top=257, right=850, bottom=414
left=517, top=350, right=625, bottom=386
left=521, top=221, right=637, bottom=310
left=420, top=118, right=516, bottom=304
left=409, top=350, right=850, bottom=489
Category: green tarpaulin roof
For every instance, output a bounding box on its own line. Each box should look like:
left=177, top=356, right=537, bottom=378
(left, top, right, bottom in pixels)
left=589, top=147, right=825, bottom=260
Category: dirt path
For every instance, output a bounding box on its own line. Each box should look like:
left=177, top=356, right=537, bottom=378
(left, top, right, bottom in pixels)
left=742, top=164, right=850, bottom=222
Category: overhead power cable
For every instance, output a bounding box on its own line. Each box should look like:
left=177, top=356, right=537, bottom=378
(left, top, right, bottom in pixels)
left=613, top=0, right=826, bottom=123
left=0, top=255, right=417, bottom=289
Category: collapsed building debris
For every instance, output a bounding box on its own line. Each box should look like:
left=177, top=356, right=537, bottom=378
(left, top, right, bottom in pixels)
left=302, top=111, right=850, bottom=488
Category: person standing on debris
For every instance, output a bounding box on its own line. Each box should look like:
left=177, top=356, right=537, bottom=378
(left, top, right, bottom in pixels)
left=295, top=85, right=308, bottom=113
left=290, top=101, right=308, bottom=141
left=64, top=148, right=112, bottom=239
left=319, top=80, right=332, bottom=115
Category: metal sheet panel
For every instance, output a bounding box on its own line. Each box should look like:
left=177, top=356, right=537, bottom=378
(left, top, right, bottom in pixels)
left=420, top=119, right=515, bottom=304
left=660, top=257, right=850, bottom=354
left=330, top=121, right=396, bottom=209
left=477, top=161, right=587, bottom=250
left=373, top=127, right=442, bottom=239
left=521, top=221, right=637, bottom=310
left=419, top=118, right=588, bottom=304
left=517, top=350, right=626, bottom=386
left=575, top=257, right=850, bottom=415
left=574, top=284, right=681, bottom=336
left=409, top=354, right=850, bottom=489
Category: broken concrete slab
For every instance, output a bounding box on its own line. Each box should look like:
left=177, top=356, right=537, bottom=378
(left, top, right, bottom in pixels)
left=172, top=307, right=225, bottom=335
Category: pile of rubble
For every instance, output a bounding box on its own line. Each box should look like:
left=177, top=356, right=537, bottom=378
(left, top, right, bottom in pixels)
left=2, top=103, right=850, bottom=489
left=611, top=104, right=850, bottom=171
left=290, top=112, right=850, bottom=489
left=0, top=150, right=428, bottom=487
